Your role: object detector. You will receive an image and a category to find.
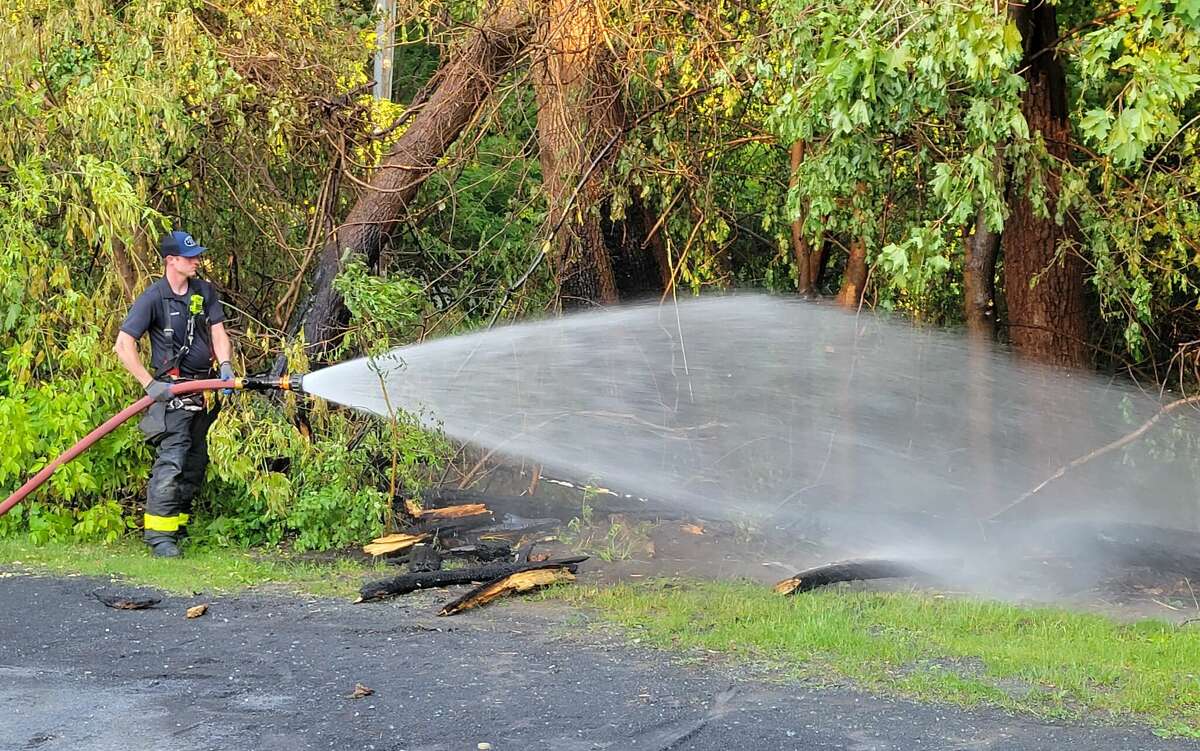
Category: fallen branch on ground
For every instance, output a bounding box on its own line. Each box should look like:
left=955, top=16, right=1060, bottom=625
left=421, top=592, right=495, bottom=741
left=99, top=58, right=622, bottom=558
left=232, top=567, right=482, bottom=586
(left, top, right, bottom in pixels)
left=439, top=568, right=576, bottom=615
left=773, top=558, right=944, bottom=595
left=92, top=591, right=160, bottom=610
left=357, top=555, right=588, bottom=602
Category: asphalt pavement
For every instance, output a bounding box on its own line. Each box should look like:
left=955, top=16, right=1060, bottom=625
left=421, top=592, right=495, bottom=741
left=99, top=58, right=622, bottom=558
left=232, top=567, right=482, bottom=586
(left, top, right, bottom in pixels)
left=0, top=574, right=1195, bottom=751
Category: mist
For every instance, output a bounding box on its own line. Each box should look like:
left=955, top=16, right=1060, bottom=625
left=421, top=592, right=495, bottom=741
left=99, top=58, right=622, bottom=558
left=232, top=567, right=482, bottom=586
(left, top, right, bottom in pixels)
left=303, top=296, right=1200, bottom=602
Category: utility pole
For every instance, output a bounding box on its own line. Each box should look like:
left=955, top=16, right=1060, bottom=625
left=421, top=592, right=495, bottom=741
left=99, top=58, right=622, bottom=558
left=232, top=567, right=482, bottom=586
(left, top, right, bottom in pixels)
left=373, top=0, right=396, bottom=101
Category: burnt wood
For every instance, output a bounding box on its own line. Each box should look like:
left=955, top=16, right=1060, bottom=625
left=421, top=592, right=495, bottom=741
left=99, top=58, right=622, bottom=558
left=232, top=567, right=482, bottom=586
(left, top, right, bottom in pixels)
left=358, top=555, right=588, bottom=602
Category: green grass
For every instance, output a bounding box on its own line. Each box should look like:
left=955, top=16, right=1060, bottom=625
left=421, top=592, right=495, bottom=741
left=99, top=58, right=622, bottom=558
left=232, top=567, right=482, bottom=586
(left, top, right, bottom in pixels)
left=0, top=538, right=387, bottom=598
left=552, top=580, right=1200, bottom=737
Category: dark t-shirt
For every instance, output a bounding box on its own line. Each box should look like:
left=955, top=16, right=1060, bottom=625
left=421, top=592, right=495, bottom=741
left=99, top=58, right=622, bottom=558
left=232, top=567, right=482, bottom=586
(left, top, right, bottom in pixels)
left=120, top=277, right=226, bottom=377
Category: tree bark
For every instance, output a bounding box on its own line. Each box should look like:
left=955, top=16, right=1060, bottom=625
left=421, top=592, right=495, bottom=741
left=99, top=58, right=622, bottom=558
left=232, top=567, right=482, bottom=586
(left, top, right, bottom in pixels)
left=290, top=0, right=538, bottom=360
left=533, top=0, right=662, bottom=307
left=533, top=0, right=617, bottom=307
left=789, top=140, right=818, bottom=296
left=109, top=234, right=141, bottom=303
left=1004, top=0, right=1089, bottom=367
left=811, top=239, right=828, bottom=291
left=835, top=237, right=868, bottom=308
left=963, top=206, right=1000, bottom=340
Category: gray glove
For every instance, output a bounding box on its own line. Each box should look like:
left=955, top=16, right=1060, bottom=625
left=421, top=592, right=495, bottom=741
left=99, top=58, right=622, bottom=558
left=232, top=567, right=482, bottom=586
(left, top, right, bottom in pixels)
left=144, top=380, right=174, bottom=403
left=219, top=361, right=235, bottom=394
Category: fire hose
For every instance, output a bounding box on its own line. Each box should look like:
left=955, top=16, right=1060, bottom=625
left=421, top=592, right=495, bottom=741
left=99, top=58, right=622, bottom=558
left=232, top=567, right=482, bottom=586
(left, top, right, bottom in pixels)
left=0, top=374, right=304, bottom=519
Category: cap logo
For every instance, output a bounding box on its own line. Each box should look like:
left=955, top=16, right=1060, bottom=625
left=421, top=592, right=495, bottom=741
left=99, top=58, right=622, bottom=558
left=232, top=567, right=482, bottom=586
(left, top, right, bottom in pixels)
left=184, top=236, right=196, bottom=247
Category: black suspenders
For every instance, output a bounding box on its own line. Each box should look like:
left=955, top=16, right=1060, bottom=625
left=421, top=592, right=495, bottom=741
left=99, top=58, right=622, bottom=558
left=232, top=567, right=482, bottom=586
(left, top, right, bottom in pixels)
left=153, top=280, right=201, bottom=380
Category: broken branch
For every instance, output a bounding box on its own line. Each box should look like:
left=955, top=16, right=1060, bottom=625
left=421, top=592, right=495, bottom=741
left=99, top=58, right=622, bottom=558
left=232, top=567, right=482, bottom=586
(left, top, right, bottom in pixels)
left=357, top=555, right=588, bottom=602
left=439, top=567, right=575, bottom=616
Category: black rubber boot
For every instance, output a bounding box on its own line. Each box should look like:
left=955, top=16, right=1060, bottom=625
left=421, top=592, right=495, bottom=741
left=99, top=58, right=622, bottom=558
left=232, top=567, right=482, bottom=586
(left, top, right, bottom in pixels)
left=150, top=539, right=181, bottom=558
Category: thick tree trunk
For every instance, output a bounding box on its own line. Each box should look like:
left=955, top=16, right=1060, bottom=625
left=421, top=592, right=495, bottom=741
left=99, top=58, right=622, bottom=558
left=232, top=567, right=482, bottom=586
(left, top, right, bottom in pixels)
left=533, top=0, right=662, bottom=307
left=835, top=237, right=868, bottom=308
left=789, top=140, right=818, bottom=297
left=1004, top=1, right=1089, bottom=368
left=290, top=0, right=537, bottom=359
left=963, top=206, right=1000, bottom=340
left=533, top=0, right=617, bottom=307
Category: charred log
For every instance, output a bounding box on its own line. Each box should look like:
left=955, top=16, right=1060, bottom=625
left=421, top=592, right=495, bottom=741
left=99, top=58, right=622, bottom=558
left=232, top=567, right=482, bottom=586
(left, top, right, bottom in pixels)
left=443, top=541, right=515, bottom=563
left=773, top=558, right=944, bottom=595
left=408, top=542, right=444, bottom=573
left=358, top=555, right=588, bottom=601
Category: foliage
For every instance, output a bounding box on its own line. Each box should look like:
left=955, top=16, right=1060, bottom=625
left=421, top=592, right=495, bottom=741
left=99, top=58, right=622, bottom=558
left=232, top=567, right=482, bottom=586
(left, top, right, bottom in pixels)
left=1064, top=3, right=1200, bottom=360
left=0, top=0, right=444, bottom=550
left=5, top=0, right=1200, bottom=552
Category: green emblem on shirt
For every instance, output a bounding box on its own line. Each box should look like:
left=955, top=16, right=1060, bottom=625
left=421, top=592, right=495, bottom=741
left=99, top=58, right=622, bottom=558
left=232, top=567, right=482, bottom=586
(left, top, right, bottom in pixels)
left=189, top=293, right=204, bottom=315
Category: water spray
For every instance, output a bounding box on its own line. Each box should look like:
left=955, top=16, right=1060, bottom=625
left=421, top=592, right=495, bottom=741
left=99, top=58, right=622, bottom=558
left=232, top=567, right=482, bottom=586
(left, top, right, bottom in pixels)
left=0, top=374, right=306, bottom=519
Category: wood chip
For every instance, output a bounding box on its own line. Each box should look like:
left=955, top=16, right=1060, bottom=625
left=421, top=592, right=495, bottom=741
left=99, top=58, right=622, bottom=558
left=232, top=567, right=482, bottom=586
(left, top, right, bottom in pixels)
left=349, top=683, right=374, bottom=699
left=185, top=604, right=209, bottom=619
left=439, top=567, right=575, bottom=616
left=680, top=523, right=706, bottom=535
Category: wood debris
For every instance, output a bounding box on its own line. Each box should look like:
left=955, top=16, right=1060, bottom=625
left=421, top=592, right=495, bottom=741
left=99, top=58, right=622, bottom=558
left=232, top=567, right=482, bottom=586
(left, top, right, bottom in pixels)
left=680, top=523, right=705, bottom=535
left=407, top=543, right=443, bottom=573
left=773, top=558, right=939, bottom=595
left=362, top=532, right=430, bottom=557
left=358, top=489, right=594, bottom=611
left=349, top=683, right=374, bottom=699
left=440, top=568, right=575, bottom=616
left=93, top=591, right=160, bottom=610
left=357, top=556, right=587, bottom=602
left=415, top=503, right=490, bottom=520
left=185, top=603, right=209, bottom=619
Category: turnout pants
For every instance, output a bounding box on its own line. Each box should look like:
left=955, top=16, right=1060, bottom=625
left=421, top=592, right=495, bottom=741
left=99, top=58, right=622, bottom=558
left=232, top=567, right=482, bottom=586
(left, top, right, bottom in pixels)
left=143, top=399, right=219, bottom=545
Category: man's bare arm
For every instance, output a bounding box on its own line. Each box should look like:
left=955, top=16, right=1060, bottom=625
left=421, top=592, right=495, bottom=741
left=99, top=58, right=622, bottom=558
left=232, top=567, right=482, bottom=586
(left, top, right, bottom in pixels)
left=114, top=331, right=154, bottom=387
left=211, top=322, right=232, bottom=366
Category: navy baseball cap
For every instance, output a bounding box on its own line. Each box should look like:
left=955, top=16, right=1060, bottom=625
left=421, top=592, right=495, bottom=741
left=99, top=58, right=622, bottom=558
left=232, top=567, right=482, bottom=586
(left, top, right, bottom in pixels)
left=159, top=230, right=207, bottom=258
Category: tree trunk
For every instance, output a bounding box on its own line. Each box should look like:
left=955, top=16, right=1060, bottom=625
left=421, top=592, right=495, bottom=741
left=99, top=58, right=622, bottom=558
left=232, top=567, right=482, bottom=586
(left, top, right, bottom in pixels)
left=811, top=239, right=828, bottom=291
left=1004, top=0, right=1088, bottom=368
left=290, top=0, right=537, bottom=359
left=533, top=0, right=662, bottom=307
left=533, top=0, right=616, bottom=307
left=789, top=140, right=817, bottom=296
left=835, top=237, right=868, bottom=308
left=109, top=232, right=143, bottom=303
left=963, top=206, right=999, bottom=340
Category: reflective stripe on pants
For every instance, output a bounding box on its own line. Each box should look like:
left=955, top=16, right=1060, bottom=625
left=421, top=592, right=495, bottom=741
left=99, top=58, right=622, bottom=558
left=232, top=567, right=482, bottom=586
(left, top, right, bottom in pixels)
left=144, top=513, right=190, bottom=532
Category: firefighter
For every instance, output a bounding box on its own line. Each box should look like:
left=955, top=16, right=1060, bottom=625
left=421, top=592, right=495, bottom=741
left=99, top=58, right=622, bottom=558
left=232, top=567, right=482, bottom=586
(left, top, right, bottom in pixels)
left=113, top=230, right=235, bottom=557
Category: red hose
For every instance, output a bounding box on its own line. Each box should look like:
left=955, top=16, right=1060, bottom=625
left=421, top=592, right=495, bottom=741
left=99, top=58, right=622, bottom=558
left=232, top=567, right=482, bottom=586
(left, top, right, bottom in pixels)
left=0, top=379, right=232, bottom=519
